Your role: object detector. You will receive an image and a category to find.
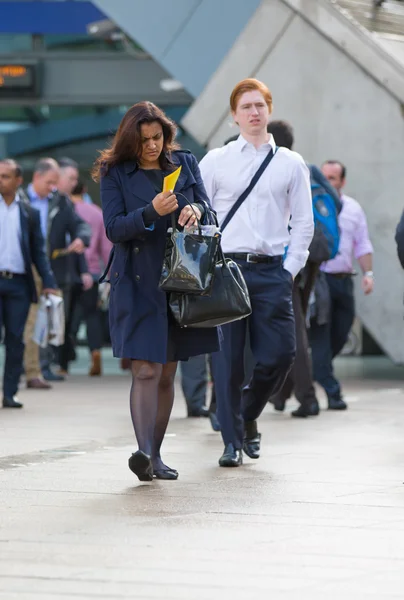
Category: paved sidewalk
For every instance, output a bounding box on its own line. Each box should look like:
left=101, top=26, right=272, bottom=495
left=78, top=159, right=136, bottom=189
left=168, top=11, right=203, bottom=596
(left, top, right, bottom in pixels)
left=1, top=352, right=404, bottom=599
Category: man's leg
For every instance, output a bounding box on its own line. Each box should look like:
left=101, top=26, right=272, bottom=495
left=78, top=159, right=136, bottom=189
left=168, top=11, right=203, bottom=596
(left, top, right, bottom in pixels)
left=211, top=314, right=248, bottom=457
left=180, top=355, right=208, bottom=417
left=328, top=276, right=355, bottom=358
left=309, top=317, right=346, bottom=409
left=291, top=283, right=320, bottom=415
left=59, top=283, right=81, bottom=373
left=23, top=267, right=50, bottom=388
left=242, top=262, right=295, bottom=455
left=2, top=278, right=31, bottom=406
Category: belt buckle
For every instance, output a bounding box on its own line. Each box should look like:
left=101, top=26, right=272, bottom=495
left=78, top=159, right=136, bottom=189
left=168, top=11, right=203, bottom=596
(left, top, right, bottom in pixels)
left=0, top=271, right=13, bottom=279
left=246, top=253, right=257, bottom=263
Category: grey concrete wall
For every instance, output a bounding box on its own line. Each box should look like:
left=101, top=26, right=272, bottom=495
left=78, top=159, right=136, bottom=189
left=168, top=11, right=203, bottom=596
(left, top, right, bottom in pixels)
left=183, top=0, right=404, bottom=363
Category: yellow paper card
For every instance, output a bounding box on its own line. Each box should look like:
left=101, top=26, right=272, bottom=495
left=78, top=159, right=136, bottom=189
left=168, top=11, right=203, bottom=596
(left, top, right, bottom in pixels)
left=163, top=166, right=182, bottom=192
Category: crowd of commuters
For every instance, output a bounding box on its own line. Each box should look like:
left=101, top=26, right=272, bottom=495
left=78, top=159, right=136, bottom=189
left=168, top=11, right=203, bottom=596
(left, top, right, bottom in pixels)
left=0, top=156, right=112, bottom=408
left=1, top=77, right=376, bottom=482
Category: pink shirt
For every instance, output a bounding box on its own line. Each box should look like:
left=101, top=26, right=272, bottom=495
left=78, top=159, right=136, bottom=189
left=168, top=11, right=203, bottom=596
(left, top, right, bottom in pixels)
left=321, top=194, right=373, bottom=274
left=74, top=202, right=112, bottom=276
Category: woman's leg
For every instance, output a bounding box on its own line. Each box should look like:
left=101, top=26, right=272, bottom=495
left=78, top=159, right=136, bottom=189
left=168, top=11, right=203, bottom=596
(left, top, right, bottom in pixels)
left=153, top=361, right=178, bottom=471
left=130, top=360, right=162, bottom=456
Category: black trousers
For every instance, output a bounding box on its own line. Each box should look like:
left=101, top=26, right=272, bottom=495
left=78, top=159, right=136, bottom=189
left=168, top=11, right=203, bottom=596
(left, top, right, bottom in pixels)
left=0, top=275, right=31, bottom=397
left=59, top=283, right=82, bottom=370
left=270, top=264, right=319, bottom=409
left=309, top=274, right=355, bottom=400
left=180, top=355, right=208, bottom=413
left=71, top=283, right=103, bottom=353
left=211, top=260, right=296, bottom=449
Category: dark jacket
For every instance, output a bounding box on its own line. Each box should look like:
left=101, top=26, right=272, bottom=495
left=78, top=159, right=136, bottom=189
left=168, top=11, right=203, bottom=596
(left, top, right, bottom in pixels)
left=19, top=200, right=57, bottom=303
left=24, top=188, right=91, bottom=287
left=101, top=150, right=220, bottom=362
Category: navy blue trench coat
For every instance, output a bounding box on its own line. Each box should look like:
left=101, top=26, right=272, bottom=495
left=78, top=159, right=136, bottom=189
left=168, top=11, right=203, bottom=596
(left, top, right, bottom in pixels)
left=101, top=150, right=221, bottom=363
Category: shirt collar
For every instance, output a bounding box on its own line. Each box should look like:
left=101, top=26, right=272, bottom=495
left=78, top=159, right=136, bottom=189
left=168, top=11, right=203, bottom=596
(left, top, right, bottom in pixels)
left=27, top=182, right=50, bottom=201
left=233, top=133, right=276, bottom=153
left=0, top=193, right=19, bottom=206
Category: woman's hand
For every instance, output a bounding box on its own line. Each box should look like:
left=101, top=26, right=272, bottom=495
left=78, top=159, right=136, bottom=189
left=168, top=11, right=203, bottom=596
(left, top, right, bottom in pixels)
left=152, top=190, right=178, bottom=216
left=178, top=204, right=202, bottom=228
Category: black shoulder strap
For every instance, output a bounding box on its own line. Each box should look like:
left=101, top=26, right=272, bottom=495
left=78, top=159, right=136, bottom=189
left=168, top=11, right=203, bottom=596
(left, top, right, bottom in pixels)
left=221, top=146, right=278, bottom=232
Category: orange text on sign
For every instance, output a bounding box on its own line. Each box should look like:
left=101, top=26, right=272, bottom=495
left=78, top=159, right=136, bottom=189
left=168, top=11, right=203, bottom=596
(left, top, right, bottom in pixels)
left=0, top=65, right=27, bottom=86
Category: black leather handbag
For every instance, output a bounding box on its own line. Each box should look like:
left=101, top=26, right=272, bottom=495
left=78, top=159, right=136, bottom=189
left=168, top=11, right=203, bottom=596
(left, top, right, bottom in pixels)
left=159, top=204, right=220, bottom=295
left=169, top=247, right=251, bottom=328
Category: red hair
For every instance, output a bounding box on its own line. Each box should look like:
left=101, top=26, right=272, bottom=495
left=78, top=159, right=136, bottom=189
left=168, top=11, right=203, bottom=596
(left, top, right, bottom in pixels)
left=230, top=78, right=273, bottom=113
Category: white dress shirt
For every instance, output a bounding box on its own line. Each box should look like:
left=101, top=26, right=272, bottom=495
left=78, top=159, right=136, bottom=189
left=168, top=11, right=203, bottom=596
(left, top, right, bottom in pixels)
left=0, top=194, right=26, bottom=274
left=199, top=134, right=314, bottom=278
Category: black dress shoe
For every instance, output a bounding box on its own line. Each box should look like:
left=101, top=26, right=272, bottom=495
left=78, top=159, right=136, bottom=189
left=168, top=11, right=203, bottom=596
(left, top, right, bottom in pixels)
left=291, top=401, right=320, bottom=418
left=128, top=451, right=153, bottom=481
left=243, top=420, right=261, bottom=459
left=3, top=396, right=23, bottom=408
left=219, top=443, right=243, bottom=467
left=154, top=469, right=179, bottom=480
left=42, top=368, right=65, bottom=382
left=328, top=397, right=348, bottom=410
left=187, top=407, right=209, bottom=417
left=209, top=411, right=221, bottom=432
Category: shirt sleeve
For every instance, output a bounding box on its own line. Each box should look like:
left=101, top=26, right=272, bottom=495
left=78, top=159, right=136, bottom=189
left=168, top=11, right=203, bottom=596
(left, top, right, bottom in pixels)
left=353, top=206, right=373, bottom=259
left=283, top=156, right=315, bottom=278
left=199, top=150, right=218, bottom=204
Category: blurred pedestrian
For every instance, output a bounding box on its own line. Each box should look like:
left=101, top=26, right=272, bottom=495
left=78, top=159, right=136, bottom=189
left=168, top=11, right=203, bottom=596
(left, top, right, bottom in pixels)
left=309, top=161, right=374, bottom=410
left=267, top=120, right=342, bottom=417
left=55, top=158, right=93, bottom=376
left=93, top=101, right=220, bottom=481
left=23, top=158, right=91, bottom=387
left=200, top=79, right=314, bottom=467
left=0, top=159, right=57, bottom=408
left=70, top=180, right=112, bottom=376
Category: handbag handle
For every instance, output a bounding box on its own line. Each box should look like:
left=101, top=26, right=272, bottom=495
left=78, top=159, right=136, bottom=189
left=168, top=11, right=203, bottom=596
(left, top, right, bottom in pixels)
left=170, top=192, right=202, bottom=235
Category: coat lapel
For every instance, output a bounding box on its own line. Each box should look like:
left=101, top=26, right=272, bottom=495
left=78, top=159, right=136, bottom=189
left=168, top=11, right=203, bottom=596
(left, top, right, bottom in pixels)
left=18, top=202, right=31, bottom=268
left=130, top=169, right=156, bottom=206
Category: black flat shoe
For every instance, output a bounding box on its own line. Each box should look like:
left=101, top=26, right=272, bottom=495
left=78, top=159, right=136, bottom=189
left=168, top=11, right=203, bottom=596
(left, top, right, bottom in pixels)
left=154, top=469, right=179, bottom=480
left=128, top=451, right=153, bottom=481
left=219, top=443, right=243, bottom=467
left=243, top=420, right=261, bottom=459
left=3, top=396, right=23, bottom=409
left=209, top=411, right=221, bottom=432
left=291, top=401, right=320, bottom=418
left=328, top=397, right=348, bottom=410
left=188, top=407, right=209, bottom=417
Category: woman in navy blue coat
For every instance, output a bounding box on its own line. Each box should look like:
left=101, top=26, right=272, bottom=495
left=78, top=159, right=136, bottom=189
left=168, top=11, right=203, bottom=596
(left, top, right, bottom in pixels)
left=93, top=102, right=220, bottom=482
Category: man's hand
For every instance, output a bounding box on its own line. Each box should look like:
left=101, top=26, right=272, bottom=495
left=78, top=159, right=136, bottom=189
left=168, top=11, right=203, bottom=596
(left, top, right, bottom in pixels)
left=362, top=274, right=374, bottom=295
left=81, top=273, right=94, bottom=291
left=67, top=238, right=85, bottom=254
left=178, top=204, right=202, bottom=228
left=42, top=288, right=60, bottom=296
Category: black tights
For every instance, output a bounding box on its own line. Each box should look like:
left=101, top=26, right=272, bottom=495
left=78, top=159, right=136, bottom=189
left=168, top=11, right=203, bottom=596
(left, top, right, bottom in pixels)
left=130, top=360, right=178, bottom=471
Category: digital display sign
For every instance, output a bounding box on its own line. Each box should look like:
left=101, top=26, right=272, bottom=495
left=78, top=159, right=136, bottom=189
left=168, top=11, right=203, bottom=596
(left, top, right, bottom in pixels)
left=0, top=63, right=40, bottom=98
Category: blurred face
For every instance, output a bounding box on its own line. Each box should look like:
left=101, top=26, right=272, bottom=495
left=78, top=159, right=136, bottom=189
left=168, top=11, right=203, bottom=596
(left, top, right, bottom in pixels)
left=0, top=163, right=22, bottom=199
left=33, top=168, right=59, bottom=198
left=139, top=121, right=164, bottom=167
left=232, top=90, right=270, bottom=137
left=321, top=163, right=345, bottom=194
left=58, top=166, right=79, bottom=196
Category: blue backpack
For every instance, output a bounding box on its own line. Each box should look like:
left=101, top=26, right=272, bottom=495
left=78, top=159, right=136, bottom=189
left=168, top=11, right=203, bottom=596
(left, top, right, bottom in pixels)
left=308, top=165, right=341, bottom=263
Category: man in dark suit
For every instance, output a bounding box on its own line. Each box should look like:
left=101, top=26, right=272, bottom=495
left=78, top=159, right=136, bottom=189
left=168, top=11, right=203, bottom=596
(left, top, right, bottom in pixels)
left=0, top=159, right=57, bottom=408
left=23, top=158, right=91, bottom=386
